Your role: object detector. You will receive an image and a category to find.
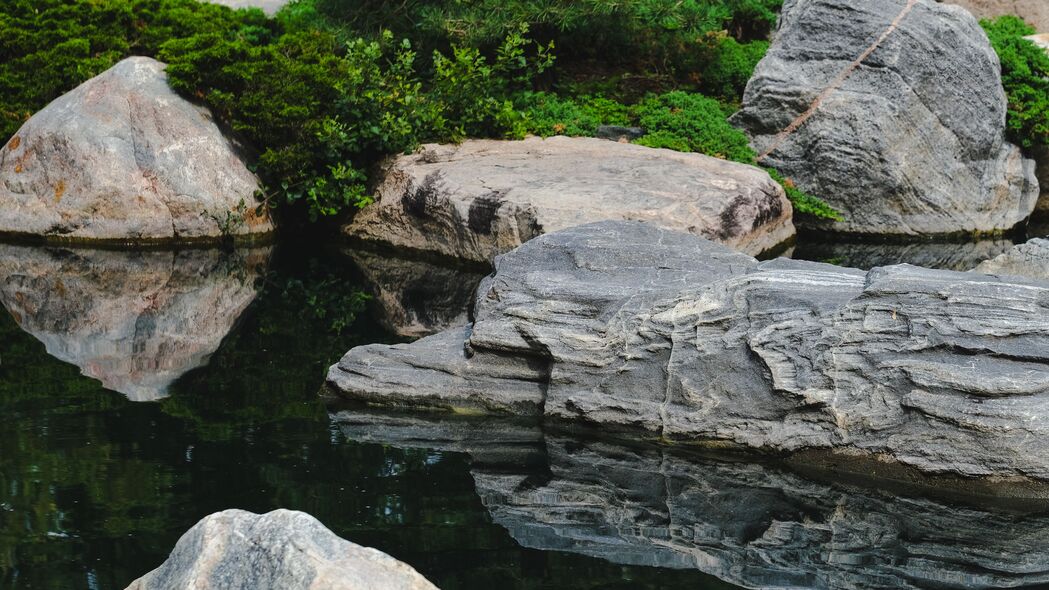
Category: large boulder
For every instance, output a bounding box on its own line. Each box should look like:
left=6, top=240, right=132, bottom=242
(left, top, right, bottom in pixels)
left=333, top=410, right=1049, bottom=589
left=328, top=221, right=1049, bottom=484
left=732, top=0, right=1039, bottom=236
left=973, top=237, right=1049, bottom=279
left=126, top=509, right=438, bottom=590
left=342, top=136, right=795, bottom=261
left=941, top=1, right=1049, bottom=31
left=0, top=57, right=273, bottom=243
left=0, top=245, right=268, bottom=401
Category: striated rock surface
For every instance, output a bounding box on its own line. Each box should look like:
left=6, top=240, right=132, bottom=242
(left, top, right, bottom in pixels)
left=0, top=57, right=273, bottom=243
left=974, top=237, right=1049, bottom=279
left=941, top=1, right=1049, bottom=31
left=732, top=0, right=1039, bottom=236
left=126, top=509, right=438, bottom=590
left=333, top=409, right=1049, bottom=590
left=343, top=136, right=795, bottom=261
left=345, top=248, right=487, bottom=338
left=0, top=245, right=268, bottom=401
left=329, top=221, right=1049, bottom=483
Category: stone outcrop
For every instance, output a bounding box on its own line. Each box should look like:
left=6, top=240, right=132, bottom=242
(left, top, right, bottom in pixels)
left=0, top=57, right=273, bottom=243
left=345, top=248, right=487, bottom=338
left=941, top=1, right=1049, bottom=31
left=732, top=0, right=1039, bottom=236
left=974, top=237, right=1049, bottom=279
left=126, top=509, right=438, bottom=590
left=333, top=409, right=1049, bottom=590
left=0, top=245, right=268, bottom=401
left=329, top=221, right=1049, bottom=484
left=343, top=136, right=795, bottom=261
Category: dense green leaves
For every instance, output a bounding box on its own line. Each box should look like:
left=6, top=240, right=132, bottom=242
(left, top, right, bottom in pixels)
left=981, top=16, right=1049, bottom=148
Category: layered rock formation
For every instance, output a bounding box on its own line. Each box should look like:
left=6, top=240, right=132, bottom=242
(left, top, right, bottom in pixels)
left=333, top=409, right=1049, bottom=590
left=0, top=57, right=273, bottom=243
left=732, top=0, right=1039, bottom=236
left=0, top=245, right=268, bottom=401
left=974, top=237, right=1049, bottom=279
left=329, top=221, right=1049, bottom=483
left=343, top=136, right=795, bottom=261
left=126, top=509, right=438, bottom=590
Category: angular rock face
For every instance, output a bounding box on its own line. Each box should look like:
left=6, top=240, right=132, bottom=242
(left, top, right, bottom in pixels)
left=126, top=509, right=438, bottom=590
left=333, top=410, right=1049, bottom=590
left=0, top=245, right=268, bottom=401
left=941, top=0, right=1049, bottom=31
left=345, top=249, right=487, bottom=338
left=329, top=221, right=1049, bottom=483
left=0, top=57, right=273, bottom=243
left=732, top=0, right=1039, bottom=236
left=343, top=136, right=795, bottom=261
left=974, top=238, right=1049, bottom=279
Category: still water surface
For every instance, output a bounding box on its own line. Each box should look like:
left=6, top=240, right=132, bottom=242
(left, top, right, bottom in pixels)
left=0, top=239, right=1046, bottom=589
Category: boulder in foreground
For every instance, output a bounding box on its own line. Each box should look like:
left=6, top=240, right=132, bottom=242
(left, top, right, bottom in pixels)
left=126, top=509, right=438, bottom=590
left=733, top=0, right=1039, bottom=236
left=329, top=221, right=1049, bottom=486
left=343, top=136, right=795, bottom=261
left=0, top=57, right=273, bottom=243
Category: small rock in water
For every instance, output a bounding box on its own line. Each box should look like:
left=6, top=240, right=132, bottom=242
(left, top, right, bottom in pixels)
left=973, top=238, right=1049, bottom=280
left=125, top=509, right=439, bottom=590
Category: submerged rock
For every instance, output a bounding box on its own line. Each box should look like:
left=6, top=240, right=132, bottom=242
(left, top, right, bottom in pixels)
left=343, top=136, right=795, bottom=261
left=974, top=238, right=1049, bottom=279
left=0, top=245, right=267, bottom=401
left=329, top=221, right=1049, bottom=484
left=732, top=0, right=1039, bottom=236
left=0, top=57, right=273, bottom=243
left=126, top=509, right=438, bottom=590
left=333, top=409, right=1049, bottom=590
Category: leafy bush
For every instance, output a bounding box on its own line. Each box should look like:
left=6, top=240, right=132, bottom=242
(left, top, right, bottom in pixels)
left=632, top=91, right=756, bottom=161
left=0, top=0, right=270, bottom=142
left=522, top=93, right=631, bottom=137
left=981, top=16, right=1049, bottom=148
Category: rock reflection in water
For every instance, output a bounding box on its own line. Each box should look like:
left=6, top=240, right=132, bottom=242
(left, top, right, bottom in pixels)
left=344, top=248, right=487, bottom=338
left=333, top=409, right=1049, bottom=590
left=789, top=237, right=1017, bottom=270
left=0, top=245, right=269, bottom=401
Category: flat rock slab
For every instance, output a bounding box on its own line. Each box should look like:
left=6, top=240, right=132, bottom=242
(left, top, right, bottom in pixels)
left=329, top=220, right=1049, bottom=485
left=733, top=0, right=1038, bottom=236
left=343, top=136, right=795, bottom=261
left=0, top=57, right=273, bottom=243
left=126, top=509, right=438, bottom=590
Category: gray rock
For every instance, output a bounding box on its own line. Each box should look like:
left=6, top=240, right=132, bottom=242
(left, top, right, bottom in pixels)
left=332, top=409, right=1049, bottom=590
left=790, top=236, right=1018, bottom=270
left=203, top=0, right=289, bottom=15
left=594, top=125, right=646, bottom=141
left=974, top=237, right=1049, bottom=279
left=328, top=220, right=1049, bottom=483
left=345, top=248, right=487, bottom=338
left=125, top=509, right=438, bottom=590
left=940, top=1, right=1049, bottom=31
left=0, top=245, right=268, bottom=401
left=343, top=136, right=795, bottom=261
left=0, top=57, right=274, bottom=243
left=732, top=0, right=1039, bottom=236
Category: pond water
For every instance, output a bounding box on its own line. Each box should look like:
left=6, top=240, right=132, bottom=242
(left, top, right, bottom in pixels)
left=0, top=237, right=1046, bottom=590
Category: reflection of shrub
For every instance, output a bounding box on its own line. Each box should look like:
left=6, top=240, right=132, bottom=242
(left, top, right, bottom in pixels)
left=981, top=16, right=1049, bottom=148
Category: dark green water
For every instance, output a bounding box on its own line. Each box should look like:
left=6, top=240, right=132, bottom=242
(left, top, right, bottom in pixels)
left=3, top=239, right=1049, bottom=590
left=0, top=243, right=734, bottom=590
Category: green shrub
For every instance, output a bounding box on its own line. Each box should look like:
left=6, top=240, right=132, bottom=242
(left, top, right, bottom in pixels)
left=522, top=93, right=631, bottom=137
left=981, top=16, right=1049, bottom=148
left=632, top=91, right=756, bottom=162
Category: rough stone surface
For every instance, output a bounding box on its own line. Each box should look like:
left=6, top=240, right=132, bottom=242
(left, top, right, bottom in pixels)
left=0, top=57, right=273, bottom=243
left=974, top=238, right=1049, bottom=279
left=345, top=248, right=487, bottom=338
left=343, top=136, right=795, bottom=261
left=333, top=410, right=1049, bottom=590
left=941, top=1, right=1049, bottom=31
left=732, top=0, right=1039, bottom=236
left=204, top=0, right=289, bottom=14
left=126, top=509, right=438, bottom=590
left=0, top=245, right=267, bottom=401
left=329, top=221, right=1049, bottom=483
